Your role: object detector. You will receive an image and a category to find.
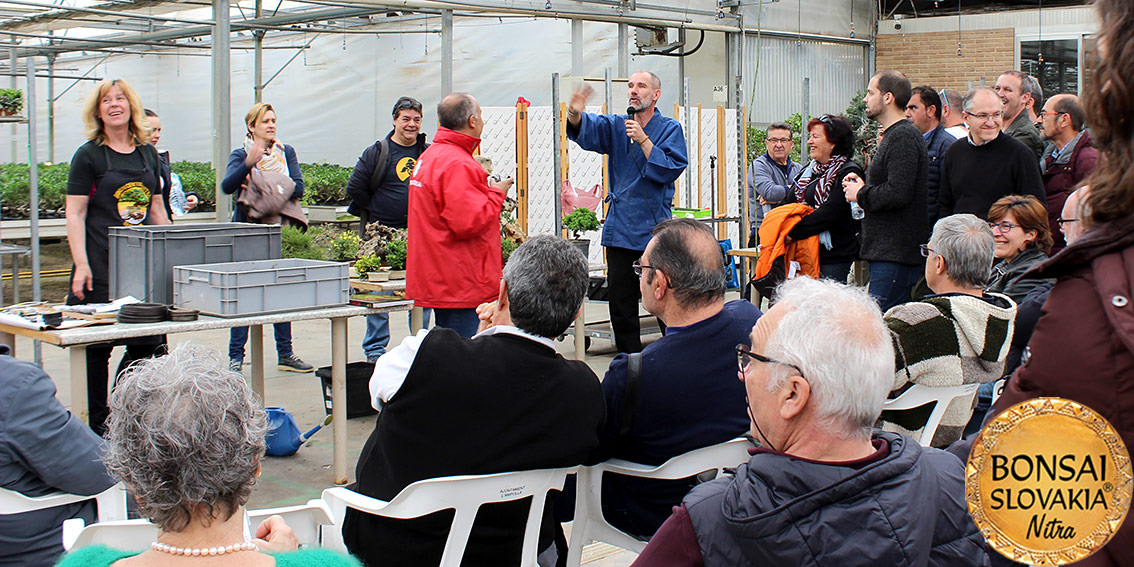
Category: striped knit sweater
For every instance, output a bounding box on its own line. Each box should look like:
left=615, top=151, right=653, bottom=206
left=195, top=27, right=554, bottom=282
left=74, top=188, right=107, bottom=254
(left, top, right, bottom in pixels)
left=880, top=292, right=1016, bottom=447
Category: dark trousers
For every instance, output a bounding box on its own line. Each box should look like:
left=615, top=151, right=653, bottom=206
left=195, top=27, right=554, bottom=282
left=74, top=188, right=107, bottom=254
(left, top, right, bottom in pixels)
left=605, top=246, right=645, bottom=354
left=87, top=341, right=166, bottom=435
left=229, top=323, right=293, bottom=360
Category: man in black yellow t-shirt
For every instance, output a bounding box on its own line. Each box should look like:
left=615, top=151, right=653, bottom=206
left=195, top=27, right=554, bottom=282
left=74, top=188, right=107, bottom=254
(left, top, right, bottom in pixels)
left=346, top=97, right=429, bottom=361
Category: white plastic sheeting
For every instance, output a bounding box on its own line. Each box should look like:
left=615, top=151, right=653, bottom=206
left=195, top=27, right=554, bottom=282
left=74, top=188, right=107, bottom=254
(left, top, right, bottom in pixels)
left=744, top=34, right=868, bottom=125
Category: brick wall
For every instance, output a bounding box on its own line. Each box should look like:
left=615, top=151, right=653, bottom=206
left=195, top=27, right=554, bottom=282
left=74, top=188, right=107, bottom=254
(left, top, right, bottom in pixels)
left=876, top=28, right=1016, bottom=92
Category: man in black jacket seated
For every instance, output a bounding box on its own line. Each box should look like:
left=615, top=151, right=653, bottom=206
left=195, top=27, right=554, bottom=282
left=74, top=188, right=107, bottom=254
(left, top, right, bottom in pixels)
left=343, top=235, right=605, bottom=567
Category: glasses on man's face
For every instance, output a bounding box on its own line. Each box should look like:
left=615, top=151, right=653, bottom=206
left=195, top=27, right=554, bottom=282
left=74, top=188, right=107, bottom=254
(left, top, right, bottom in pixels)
left=632, top=260, right=659, bottom=277
left=736, top=344, right=805, bottom=378
left=766, top=137, right=792, bottom=145
left=966, top=111, right=1004, bottom=123
left=1039, top=111, right=1065, bottom=119
left=919, top=244, right=938, bottom=258
left=1056, top=217, right=1079, bottom=227
left=988, top=220, right=1019, bottom=233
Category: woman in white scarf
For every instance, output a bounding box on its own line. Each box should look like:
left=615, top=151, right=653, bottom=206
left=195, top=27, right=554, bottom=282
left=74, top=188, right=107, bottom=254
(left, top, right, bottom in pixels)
left=219, top=102, right=313, bottom=374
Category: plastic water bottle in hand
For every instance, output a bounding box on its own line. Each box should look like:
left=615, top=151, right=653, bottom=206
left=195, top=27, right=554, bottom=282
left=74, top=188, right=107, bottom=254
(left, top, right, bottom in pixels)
left=850, top=202, right=865, bottom=220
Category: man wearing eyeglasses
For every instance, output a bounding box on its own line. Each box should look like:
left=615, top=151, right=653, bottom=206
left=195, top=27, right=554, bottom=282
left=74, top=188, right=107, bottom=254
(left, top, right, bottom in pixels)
left=1038, top=94, right=1098, bottom=252
left=936, top=87, right=1045, bottom=222
left=747, top=122, right=801, bottom=242
left=880, top=214, right=1015, bottom=448
left=583, top=218, right=761, bottom=540
left=346, top=96, right=431, bottom=361
left=632, top=277, right=986, bottom=567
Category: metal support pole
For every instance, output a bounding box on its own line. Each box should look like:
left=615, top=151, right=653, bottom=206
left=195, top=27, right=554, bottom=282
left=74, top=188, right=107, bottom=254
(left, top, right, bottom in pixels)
left=678, top=28, right=686, bottom=106
left=617, top=23, right=628, bottom=78
left=604, top=67, right=612, bottom=113
left=551, top=73, right=562, bottom=235
left=27, top=57, right=41, bottom=364
left=254, top=0, right=263, bottom=102
left=683, top=77, right=692, bottom=208
left=46, top=52, right=54, bottom=163
left=441, top=10, right=453, bottom=95
left=801, top=77, right=810, bottom=148
left=571, top=19, right=583, bottom=77
left=9, top=39, right=16, bottom=163
left=213, top=0, right=232, bottom=222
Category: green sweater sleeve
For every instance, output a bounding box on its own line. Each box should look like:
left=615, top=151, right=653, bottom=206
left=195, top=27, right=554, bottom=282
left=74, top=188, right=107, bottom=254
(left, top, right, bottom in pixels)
left=272, top=549, right=363, bottom=567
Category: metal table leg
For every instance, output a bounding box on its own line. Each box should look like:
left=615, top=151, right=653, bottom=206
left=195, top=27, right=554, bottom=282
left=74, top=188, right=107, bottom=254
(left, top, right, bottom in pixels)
left=574, top=303, right=585, bottom=361
left=70, top=346, right=88, bottom=424
left=331, top=316, right=348, bottom=484
left=250, top=324, right=265, bottom=398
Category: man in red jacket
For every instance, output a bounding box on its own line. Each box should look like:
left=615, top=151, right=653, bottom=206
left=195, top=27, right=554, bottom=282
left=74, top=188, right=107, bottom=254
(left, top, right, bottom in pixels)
left=1038, top=94, right=1098, bottom=252
left=406, top=92, right=514, bottom=337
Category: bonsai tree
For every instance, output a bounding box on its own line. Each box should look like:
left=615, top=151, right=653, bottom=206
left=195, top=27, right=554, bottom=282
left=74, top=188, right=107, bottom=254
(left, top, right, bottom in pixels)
left=330, top=231, right=361, bottom=260
left=383, top=239, right=407, bottom=271
left=353, top=254, right=383, bottom=275
left=0, top=89, right=22, bottom=116
left=563, top=207, right=600, bottom=240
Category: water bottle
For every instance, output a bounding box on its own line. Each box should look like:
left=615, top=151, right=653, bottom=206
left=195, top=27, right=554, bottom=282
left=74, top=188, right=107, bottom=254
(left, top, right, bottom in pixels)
left=850, top=202, right=865, bottom=220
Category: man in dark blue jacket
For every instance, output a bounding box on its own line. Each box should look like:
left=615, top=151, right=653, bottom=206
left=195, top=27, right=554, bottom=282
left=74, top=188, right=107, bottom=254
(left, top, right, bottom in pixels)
left=906, top=86, right=957, bottom=227
left=587, top=218, right=761, bottom=538
left=0, top=345, right=116, bottom=566
left=633, top=278, right=987, bottom=567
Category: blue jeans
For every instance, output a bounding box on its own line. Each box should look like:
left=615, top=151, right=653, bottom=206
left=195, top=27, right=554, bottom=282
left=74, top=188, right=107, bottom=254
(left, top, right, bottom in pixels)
left=230, top=323, right=292, bottom=360
left=433, top=308, right=479, bottom=338
left=820, top=261, right=854, bottom=284
left=363, top=309, right=433, bottom=361
left=868, top=261, right=922, bottom=312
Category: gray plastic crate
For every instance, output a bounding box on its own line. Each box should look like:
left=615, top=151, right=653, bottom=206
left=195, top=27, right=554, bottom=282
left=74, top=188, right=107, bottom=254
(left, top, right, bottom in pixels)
left=110, top=223, right=281, bottom=305
left=172, top=258, right=349, bottom=317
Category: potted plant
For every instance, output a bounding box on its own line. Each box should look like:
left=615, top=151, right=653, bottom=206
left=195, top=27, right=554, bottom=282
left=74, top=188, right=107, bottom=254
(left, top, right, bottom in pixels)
left=330, top=231, right=361, bottom=261
left=0, top=89, right=22, bottom=117
left=354, top=254, right=388, bottom=282
left=384, top=239, right=407, bottom=280
left=562, top=207, right=600, bottom=259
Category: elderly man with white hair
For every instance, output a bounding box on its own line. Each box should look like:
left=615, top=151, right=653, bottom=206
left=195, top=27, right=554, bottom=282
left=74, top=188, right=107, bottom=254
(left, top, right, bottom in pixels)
left=881, top=214, right=1016, bottom=448
left=631, top=277, right=987, bottom=567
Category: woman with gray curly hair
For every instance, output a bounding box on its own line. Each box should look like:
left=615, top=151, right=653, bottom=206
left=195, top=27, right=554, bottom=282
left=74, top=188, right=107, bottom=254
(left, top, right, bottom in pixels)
left=56, top=344, right=359, bottom=567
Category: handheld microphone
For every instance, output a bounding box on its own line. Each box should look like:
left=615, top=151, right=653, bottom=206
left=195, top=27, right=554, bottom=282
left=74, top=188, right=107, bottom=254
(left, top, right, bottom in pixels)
left=626, top=105, right=637, bottom=117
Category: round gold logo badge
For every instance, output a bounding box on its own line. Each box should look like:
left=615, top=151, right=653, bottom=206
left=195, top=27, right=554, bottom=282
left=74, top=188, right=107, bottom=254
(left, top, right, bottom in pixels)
left=967, top=398, right=1133, bottom=565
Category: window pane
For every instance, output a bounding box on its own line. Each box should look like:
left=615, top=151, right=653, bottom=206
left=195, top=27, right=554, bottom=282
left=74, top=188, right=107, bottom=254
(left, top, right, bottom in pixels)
left=1021, top=39, right=1079, bottom=97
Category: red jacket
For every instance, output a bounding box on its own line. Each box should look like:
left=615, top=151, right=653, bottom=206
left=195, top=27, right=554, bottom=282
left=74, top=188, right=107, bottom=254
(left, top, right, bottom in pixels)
left=406, top=127, right=506, bottom=309
left=1041, top=130, right=1098, bottom=252
left=992, top=214, right=1134, bottom=566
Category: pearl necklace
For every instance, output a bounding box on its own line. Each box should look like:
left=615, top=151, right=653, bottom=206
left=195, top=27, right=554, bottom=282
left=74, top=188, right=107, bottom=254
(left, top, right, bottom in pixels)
left=150, top=541, right=259, bottom=556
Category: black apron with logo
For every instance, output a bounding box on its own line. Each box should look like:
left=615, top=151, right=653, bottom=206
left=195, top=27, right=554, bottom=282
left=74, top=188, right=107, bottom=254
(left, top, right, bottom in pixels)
left=67, top=145, right=157, bottom=305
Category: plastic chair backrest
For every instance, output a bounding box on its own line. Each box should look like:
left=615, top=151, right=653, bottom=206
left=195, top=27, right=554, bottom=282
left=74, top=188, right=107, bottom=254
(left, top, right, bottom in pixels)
left=564, top=437, right=753, bottom=567
left=884, top=383, right=981, bottom=447
left=247, top=499, right=334, bottom=547
left=0, top=483, right=128, bottom=523
left=322, top=467, right=574, bottom=567
left=62, top=518, right=158, bottom=552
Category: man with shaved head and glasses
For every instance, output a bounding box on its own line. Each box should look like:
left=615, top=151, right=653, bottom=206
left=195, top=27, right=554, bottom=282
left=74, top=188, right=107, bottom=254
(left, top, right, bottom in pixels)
left=632, top=277, right=987, bottom=567
left=936, top=87, right=1045, bottom=222
left=580, top=218, right=761, bottom=539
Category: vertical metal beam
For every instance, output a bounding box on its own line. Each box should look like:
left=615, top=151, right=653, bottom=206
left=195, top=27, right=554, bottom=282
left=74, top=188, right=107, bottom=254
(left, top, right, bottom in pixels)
left=677, top=28, right=686, bottom=106
left=571, top=19, right=583, bottom=76
left=26, top=57, right=41, bottom=364
left=617, top=23, right=628, bottom=77
left=254, top=0, right=263, bottom=102
left=9, top=38, right=16, bottom=163
left=551, top=73, right=561, bottom=234
left=441, top=10, right=453, bottom=95
left=46, top=52, right=54, bottom=163
left=213, top=0, right=232, bottom=222
left=683, top=77, right=692, bottom=208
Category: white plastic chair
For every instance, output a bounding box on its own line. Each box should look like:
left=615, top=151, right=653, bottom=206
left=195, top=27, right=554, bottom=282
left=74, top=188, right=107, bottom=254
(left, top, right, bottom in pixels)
left=883, top=383, right=981, bottom=447
left=0, top=483, right=128, bottom=523
left=247, top=498, right=335, bottom=547
left=62, top=518, right=158, bottom=552
left=564, top=437, right=753, bottom=567
left=322, top=467, right=575, bottom=567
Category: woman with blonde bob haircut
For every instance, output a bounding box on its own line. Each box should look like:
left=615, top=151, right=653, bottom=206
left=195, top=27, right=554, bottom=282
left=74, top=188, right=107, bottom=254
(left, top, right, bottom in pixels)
left=65, top=78, right=171, bottom=435
left=55, top=344, right=361, bottom=567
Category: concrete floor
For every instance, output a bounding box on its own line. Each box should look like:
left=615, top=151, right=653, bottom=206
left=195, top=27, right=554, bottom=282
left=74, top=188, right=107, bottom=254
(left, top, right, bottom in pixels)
left=14, top=299, right=673, bottom=565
